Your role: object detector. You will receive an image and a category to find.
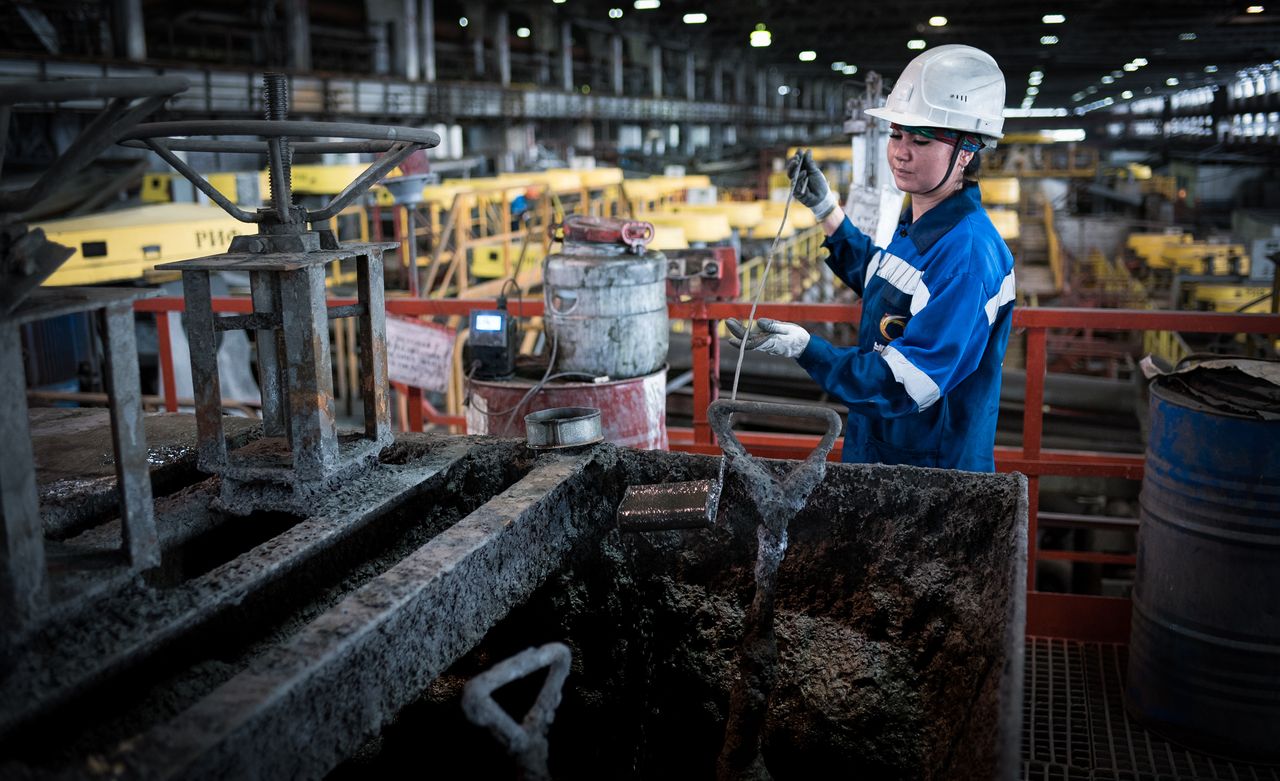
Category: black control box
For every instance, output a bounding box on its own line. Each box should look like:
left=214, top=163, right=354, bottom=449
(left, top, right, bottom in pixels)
left=466, top=308, right=517, bottom=379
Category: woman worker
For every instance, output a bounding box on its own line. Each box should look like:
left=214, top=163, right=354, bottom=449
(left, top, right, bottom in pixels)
left=728, top=44, right=1015, bottom=472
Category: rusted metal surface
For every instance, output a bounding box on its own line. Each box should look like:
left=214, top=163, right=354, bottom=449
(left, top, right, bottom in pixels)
left=617, top=477, right=722, bottom=532
left=99, top=301, right=158, bottom=570
left=102, top=450, right=605, bottom=781
left=0, top=323, right=46, bottom=632
left=462, top=642, right=572, bottom=781
left=0, top=435, right=483, bottom=742
left=357, top=250, right=391, bottom=443
left=467, top=368, right=667, bottom=450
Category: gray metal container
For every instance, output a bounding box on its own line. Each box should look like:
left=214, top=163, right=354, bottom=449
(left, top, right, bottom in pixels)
left=543, top=242, right=667, bottom=380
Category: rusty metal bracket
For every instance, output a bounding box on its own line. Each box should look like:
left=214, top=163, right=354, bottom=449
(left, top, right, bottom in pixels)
left=461, top=642, right=573, bottom=781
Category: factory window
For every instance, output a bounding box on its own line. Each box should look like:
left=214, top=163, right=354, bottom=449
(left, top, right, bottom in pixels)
left=81, top=241, right=107, bottom=258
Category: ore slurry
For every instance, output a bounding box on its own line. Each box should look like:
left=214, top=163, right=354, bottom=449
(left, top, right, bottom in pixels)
left=108, top=448, right=614, bottom=781
left=0, top=435, right=517, bottom=769
left=393, top=449, right=1027, bottom=780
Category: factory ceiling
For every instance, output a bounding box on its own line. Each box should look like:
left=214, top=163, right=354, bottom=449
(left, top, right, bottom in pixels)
left=568, top=0, right=1280, bottom=109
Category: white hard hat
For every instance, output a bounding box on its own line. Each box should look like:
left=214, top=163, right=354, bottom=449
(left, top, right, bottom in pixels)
left=865, top=44, right=1006, bottom=144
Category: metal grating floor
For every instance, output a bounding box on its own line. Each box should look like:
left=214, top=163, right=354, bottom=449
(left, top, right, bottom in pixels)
left=1022, top=638, right=1280, bottom=781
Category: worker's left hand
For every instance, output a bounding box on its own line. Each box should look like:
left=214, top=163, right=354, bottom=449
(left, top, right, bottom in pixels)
left=725, top=318, right=810, bottom=359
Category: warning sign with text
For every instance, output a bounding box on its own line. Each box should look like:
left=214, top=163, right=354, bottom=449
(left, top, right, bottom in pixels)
left=385, top=316, right=454, bottom=393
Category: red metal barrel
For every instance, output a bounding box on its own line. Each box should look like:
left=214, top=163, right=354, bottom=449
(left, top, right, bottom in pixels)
left=465, top=367, right=667, bottom=450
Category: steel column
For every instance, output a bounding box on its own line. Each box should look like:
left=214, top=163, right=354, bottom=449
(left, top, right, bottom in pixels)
left=181, top=271, right=227, bottom=471
left=0, top=325, right=44, bottom=628
left=100, top=302, right=159, bottom=570
left=420, top=0, right=436, bottom=82
left=685, top=51, right=696, bottom=100
left=560, top=22, right=573, bottom=91
left=650, top=46, right=662, bottom=98
left=496, top=11, right=511, bottom=88
left=611, top=35, right=624, bottom=95
left=279, top=266, right=338, bottom=479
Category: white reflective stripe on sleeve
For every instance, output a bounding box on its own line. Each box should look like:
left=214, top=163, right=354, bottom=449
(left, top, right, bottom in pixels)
left=909, top=280, right=931, bottom=315
left=984, top=270, right=1017, bottom=325
left=880, top=345, right=941, bottom=411
left=864, top=250, right=883, bottom=289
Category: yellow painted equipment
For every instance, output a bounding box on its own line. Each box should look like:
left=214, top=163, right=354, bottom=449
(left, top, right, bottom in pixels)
left=36, top=203, right=247, bottom=286
left=671, top=201, right=765, bottom=231
left=1190, top=284, right=1272, bottom=313
left=472, top=241, right=546, bottom=279
left=644, top=212, right=733, bottom=244
left=980, top=178, right=1020, bottom=206
left=1127, top=232, right=1191, bottom=265
left=1156, top=243, right=1249, bottom=276
left=649, top=225, right=689, bottom=250
left=987, top=209, right=1020, bottom=241
left=786, top=145, right=850, bottom=163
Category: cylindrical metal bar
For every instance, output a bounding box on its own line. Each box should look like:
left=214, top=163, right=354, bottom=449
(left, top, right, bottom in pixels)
left=0, top=325, right=46, bottom=628
left=406, top=207, right=419, bottom=297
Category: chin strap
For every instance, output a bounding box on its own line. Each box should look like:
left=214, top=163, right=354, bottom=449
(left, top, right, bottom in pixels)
left=923, top=141, right=966, bottom=195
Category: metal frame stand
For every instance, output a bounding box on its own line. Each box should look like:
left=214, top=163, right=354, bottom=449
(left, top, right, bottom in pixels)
left=0, top=288, right=158, bottom=633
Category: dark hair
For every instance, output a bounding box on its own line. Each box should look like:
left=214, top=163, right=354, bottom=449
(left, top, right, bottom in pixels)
left=963, top=150, right=982, bottom=182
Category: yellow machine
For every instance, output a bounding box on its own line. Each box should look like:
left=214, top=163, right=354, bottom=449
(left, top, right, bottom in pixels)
left=36, top=203, right=247, bottom=286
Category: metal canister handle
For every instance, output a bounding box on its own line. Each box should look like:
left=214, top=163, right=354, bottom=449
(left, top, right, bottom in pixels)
left=544, top=286, right=579, bottom=316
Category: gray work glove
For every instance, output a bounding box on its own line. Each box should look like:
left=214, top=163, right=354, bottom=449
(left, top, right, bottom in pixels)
left=725, top=317, right=811, bottom=359
left=786, top=149, right=840, bottom=220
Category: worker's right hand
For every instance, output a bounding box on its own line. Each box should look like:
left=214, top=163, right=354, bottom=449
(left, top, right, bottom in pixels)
left=787, top=149, right=839, bottom=220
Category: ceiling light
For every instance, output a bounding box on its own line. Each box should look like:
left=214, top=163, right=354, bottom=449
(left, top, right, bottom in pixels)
left=516, top=26, right=531, bottom=37
left=1205, top=64, right=1219, bottom=73
left=459, top=16, right=468, bottom=27
left=1040, top=35, right=1059, bottom=45
left=553, top=0, right=566, bottom=3
left=682, top=12, right=707, bottom=23
left=634, top=0, right=660, bottom=8
left=1121, top=90, right=1134, bottom=99
left=1133, top=58, right=1148, bottom=67
left=1144, top=86, right=1153, bottom=93
left=1072, top=92, right=1085, bottom=101
left=907, top=39, right=926, bottom=50
left=778, top=85, right=791, bottom=96
left=750, top=24, right=771, bottom=47
left=842, top=65, right=858, bottom=75
left=1246, top=5, right=1264, bottom=12
left=1111, top=70, right=1124, bottom=78
left=1027, top=86, right=1040, bottom=95
left=1166, top=77, right=1180, bottom=86
left=1042, top=13, right=1066, bottom=23
left=1101, top=76, right=1114, bottom=84
left=1123, top=63, right=1138, bottom=72
left=929, top=16, right=947, bottom=26
left=798, top=50, right=817, bottom=61
left=831, top=61, right=846, bottom=70
left=1087, top=85, right=1098, bottom=94
left=1029, top=76, right=1043, bottom=86
left=608, top=7, right=623, bottom=18
left=1179, top=32, right=1197, bottom=40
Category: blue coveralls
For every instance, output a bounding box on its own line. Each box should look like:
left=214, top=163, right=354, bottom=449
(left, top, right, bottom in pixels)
left=796, top=181, right=1015, bottom=472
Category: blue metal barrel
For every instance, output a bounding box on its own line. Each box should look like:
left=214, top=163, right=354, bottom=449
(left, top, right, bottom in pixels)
left=1126, top=367, right=1280, bottom=760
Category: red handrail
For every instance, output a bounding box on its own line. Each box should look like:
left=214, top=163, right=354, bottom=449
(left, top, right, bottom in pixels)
left=134, top=295, right=1280, bottom=642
